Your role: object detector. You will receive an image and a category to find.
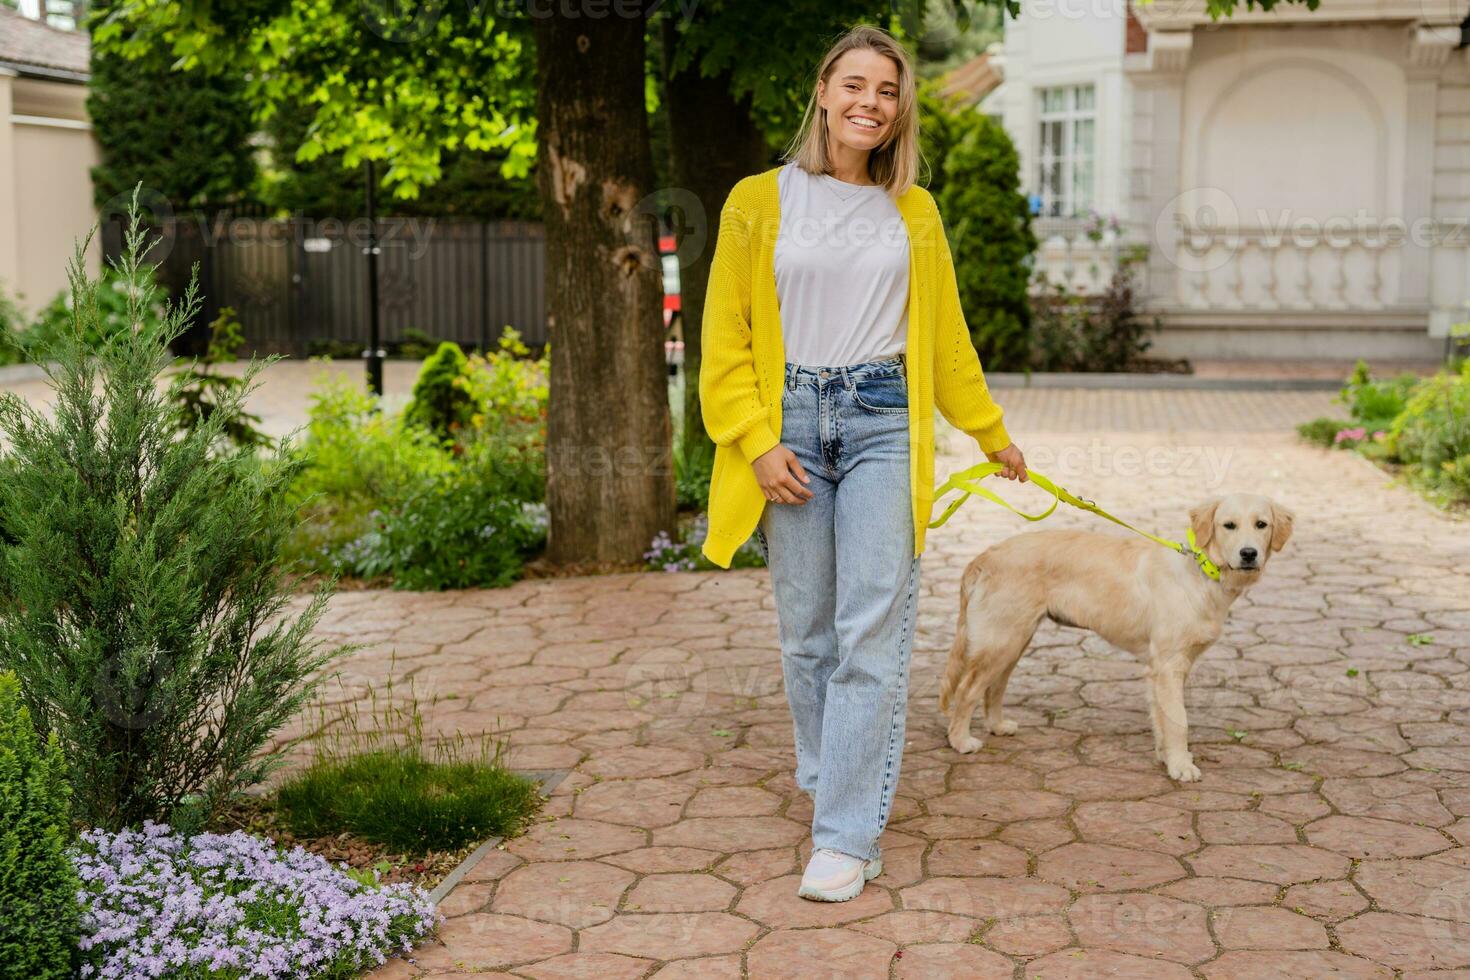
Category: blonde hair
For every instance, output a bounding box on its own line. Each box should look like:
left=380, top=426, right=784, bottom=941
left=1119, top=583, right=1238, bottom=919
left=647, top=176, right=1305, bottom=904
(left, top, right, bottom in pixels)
left=782, top=24, right=923, bottom=200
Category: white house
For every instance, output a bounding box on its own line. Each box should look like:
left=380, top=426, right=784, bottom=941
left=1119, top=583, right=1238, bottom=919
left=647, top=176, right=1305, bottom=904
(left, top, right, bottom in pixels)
left=982, top=0, right=1467, bottom=361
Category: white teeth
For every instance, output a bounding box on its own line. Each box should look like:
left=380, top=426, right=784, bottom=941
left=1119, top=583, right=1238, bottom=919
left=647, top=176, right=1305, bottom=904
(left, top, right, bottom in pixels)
left=849, top=117, right=879, bottom=129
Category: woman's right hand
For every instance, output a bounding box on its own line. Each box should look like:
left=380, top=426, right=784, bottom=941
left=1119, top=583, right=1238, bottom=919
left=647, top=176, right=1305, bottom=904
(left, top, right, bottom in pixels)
left=754, top=445, right=813, bottom=504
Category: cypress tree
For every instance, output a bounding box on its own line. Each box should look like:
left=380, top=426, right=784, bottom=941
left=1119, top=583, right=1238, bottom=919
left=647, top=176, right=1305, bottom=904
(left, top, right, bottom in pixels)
left=0, top=188, right=349, bottom=832
left=937, top=115, right=1039, bottom=372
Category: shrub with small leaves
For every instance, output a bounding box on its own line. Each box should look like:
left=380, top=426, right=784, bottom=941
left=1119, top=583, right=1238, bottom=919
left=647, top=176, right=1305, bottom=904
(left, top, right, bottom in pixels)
left=402, top=340, right=476, bottom=444
left=458, top=327, right=549, bottom=441
left=937, top=111, right=1038, bottom=372
left=1337, top=358, right=1419, bottom=434
left=1299, top=360, right=1470, bottom=507
left=1385, top=359, right=1470, bottom=502
left=1296, top=416, right=1344, bottom=449
left=0, top=670, right=79, bottom=979
left=1029, top=245, right=1162, bottom=373
left=349, top=429, right=548, bottom=590
left=285, top=328, right=549, bottom=587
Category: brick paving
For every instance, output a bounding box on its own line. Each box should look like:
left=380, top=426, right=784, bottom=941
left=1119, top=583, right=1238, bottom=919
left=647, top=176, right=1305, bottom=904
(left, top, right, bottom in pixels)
left=5, top=359, right=1468, bottom=977
left=285, top=386, right=1470, bottom=979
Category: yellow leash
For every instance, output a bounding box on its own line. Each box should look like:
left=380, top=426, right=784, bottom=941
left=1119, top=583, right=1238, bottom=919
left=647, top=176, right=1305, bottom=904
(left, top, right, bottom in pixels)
left=927, top=462, right=1222, bottom=582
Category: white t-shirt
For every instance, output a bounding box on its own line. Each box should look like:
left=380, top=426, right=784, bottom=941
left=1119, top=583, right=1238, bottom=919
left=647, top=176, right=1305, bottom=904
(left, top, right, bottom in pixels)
left=773, top=160, right=910, bottom=368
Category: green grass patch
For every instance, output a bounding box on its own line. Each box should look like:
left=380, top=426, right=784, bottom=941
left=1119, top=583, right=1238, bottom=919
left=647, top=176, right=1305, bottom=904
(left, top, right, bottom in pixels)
left=273, top=670, right=543, bottom=854
left=275, top=747, right=540, bottom=853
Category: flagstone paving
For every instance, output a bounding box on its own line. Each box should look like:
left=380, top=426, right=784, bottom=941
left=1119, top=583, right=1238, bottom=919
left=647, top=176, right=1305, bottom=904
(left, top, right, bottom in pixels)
left=298, top=387, right=1470, bottom=979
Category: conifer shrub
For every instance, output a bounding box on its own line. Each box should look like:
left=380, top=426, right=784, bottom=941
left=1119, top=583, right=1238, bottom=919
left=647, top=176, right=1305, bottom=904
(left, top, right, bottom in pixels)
left=0, top=188, right=351, bottom=833
left=402, top=340, right=476, bottom=444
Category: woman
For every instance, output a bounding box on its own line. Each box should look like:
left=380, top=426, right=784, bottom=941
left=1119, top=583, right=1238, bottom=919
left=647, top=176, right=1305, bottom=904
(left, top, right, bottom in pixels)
left=699, top=24, right=1028, bottom=903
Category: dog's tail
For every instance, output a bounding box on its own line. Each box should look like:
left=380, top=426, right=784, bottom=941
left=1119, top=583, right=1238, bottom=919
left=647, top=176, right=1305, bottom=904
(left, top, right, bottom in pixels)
left=939, top=561, right=985, bottom=715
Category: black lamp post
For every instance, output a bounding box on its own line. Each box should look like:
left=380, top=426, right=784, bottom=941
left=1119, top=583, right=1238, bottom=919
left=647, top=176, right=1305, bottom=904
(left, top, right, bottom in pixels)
left=363, top=158, right=386, bottom=397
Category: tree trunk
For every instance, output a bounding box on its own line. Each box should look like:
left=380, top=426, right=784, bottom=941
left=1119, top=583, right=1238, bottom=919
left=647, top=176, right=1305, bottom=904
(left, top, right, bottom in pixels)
left=659, top=15, right=770, bottom=463
left=535, top=8, right=674, bottom=565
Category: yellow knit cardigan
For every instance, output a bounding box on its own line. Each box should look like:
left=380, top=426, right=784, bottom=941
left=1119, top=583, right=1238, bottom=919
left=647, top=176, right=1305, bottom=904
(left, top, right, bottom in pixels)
left=698, top=165, right=1012, bottom=569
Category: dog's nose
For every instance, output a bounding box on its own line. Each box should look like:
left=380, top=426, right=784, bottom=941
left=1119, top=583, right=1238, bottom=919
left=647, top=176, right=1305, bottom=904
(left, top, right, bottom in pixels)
left=1239, top=547, right=1258, bottom=563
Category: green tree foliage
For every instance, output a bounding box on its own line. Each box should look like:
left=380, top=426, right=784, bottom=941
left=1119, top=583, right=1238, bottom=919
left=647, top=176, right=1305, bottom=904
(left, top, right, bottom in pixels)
left=102, top=1, right=538, bottom=201
left=0, top=191, right=349, bottom=832
left=255, top=94, right=541, bottom=220
left=936, top=112, right=1037, bottom=371
left=909, top=0, right=1004, bottom=73
left=0, top=670, right=78, bottom=979
left=85, top=0, right=256, bottom=211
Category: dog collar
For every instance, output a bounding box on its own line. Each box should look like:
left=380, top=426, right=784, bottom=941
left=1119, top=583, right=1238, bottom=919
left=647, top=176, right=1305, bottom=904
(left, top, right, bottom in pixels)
left=1185, top=527, right=1223, bottom=582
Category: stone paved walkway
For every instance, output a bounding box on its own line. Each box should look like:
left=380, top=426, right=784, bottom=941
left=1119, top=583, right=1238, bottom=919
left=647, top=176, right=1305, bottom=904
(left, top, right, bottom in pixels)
left=300, top=388, right=1470, bottom=979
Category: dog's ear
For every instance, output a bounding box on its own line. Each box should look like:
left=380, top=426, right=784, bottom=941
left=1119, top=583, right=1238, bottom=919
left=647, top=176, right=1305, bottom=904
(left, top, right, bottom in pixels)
left=1269, top=501, right=1295, bottom=553
left=1189, top=497, right=1220, bottom=549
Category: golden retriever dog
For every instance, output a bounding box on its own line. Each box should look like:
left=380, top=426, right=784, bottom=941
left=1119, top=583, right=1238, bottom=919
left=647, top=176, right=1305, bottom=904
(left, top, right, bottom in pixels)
left=938, top=493, right=1294, bottom=781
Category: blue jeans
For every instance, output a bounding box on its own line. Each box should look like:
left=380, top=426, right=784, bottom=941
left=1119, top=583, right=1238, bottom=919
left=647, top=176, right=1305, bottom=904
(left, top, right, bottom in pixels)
left=751, top=352, right=921, bottom=863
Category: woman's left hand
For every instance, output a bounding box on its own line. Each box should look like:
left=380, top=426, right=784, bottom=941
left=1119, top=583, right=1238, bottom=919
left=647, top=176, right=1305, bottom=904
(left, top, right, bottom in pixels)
left=986, top=443, right=1028, bottom=482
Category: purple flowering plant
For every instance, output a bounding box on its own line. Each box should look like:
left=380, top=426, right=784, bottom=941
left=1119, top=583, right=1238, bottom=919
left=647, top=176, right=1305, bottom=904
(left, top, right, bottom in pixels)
left=73, top=820, right=441, bottom=979
left=643, top=514, right=767, bottom=572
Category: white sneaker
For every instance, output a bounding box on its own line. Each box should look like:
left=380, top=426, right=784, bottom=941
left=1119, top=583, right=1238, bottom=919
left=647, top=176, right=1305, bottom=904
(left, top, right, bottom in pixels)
left=797, top=847, right=883, bottom=902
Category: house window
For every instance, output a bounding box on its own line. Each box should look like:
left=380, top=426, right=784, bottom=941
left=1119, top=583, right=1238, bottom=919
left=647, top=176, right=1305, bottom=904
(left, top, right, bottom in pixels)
left=1037, top=84, right=1095, bottom=218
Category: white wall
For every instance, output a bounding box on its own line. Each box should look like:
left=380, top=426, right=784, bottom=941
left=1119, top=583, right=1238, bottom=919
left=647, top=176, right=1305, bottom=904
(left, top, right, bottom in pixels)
left=1173, top=26, right=1409, bottom=311
left=991, top=0, right=1129, bottom=219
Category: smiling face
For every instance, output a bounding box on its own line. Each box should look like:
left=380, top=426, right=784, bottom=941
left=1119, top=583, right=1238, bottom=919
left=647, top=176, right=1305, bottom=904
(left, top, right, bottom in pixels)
left=1190, top=493, right=1294, bottom=575
left=817, top=47, right=900, bottom=162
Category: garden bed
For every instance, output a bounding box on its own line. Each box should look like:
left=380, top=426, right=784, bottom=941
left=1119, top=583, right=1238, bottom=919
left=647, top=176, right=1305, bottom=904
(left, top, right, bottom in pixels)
left=1298, top=357, right=1469, bottom=511
left=211, top=769, right=567, bottom=895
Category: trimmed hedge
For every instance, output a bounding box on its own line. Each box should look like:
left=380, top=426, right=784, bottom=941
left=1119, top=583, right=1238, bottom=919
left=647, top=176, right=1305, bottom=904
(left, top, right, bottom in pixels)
left=0, top=670, right=78, bottom=979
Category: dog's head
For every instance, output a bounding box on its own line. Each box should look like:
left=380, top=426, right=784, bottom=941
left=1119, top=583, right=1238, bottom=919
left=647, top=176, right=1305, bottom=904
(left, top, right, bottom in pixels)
left=1189, top=493, right=1294, bottom=576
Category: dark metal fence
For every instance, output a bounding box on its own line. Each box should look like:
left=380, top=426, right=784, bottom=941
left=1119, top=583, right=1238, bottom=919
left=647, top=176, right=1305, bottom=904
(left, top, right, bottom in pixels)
left=101, top=212, right=546, bottom=357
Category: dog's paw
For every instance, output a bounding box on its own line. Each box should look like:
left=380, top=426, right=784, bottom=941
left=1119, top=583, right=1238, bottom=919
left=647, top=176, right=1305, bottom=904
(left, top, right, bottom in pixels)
left=949, top=734, right=985, bottom=754
left=1166, top=756, right=1201, bottom=782
left=989, top=719, right=1019, bottom=736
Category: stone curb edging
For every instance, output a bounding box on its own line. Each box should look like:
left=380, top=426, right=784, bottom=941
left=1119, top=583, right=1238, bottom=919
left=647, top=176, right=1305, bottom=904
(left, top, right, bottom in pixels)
left=986, top=371, right=1344, bottom=391
left=426, top=768, right=570, bottom=906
